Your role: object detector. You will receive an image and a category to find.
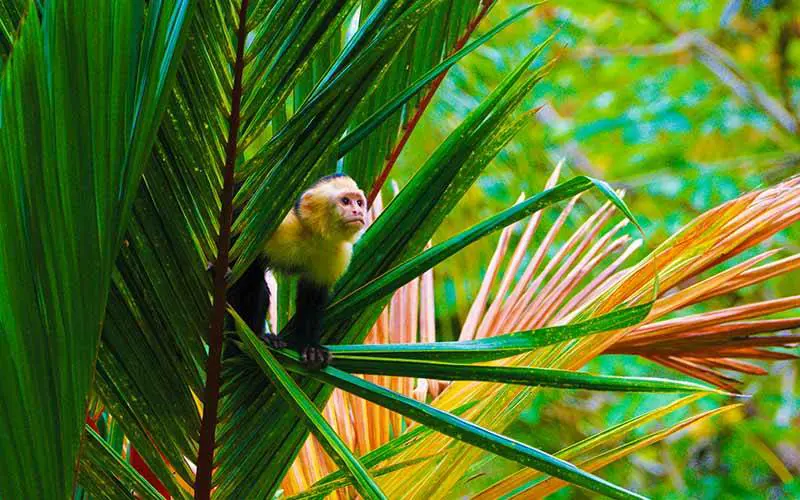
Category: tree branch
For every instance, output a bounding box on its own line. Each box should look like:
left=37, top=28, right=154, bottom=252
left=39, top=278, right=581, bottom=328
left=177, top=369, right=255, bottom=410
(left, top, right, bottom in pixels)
left=585, top=1, right=800, bottom=136
left=535, top=103, right=602, bottom=178
left=775, top=1, right=798, bottom=126
left=569, top=34, right=693, bottom=59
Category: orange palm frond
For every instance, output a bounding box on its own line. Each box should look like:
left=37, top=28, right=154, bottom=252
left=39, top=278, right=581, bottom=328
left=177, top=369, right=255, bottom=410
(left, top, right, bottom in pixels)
left=373, top=176, right=799, bottom=498
left=286, top=173, right=800, bottom=498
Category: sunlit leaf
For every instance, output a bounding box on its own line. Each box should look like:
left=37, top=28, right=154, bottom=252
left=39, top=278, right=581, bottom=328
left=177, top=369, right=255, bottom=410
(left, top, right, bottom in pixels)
left=332, top=356, right=719, bottom=394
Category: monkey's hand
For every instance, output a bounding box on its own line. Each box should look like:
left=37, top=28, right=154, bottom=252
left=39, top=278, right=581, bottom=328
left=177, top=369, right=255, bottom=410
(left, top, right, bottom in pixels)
left=260, top=333, right=288, bottom=350
left=259, top=335, right=330, bottom=369
left=300, top=344, right=331, bottom=370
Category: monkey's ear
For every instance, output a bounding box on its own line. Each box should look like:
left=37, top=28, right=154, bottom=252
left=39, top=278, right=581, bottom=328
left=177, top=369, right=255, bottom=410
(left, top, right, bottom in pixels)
left=297, top=188, right=327, bottom=218
left=300, top=190, right=320, bottom=208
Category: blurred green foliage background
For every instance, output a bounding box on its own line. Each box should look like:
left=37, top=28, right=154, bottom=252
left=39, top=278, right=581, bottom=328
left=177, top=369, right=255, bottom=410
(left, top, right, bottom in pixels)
left=392, top=1, right=800, bottom=496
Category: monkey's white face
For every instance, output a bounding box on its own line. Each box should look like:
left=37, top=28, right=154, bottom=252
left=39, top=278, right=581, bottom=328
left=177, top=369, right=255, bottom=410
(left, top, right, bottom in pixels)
left=335, top=190, right=367, bottom=236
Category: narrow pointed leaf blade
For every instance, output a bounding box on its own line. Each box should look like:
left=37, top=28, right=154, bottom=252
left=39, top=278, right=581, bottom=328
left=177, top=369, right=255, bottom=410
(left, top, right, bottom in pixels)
left=235, top=312, right=386, bottom=500
left=522, top=405, right=742, bottom=498
left=328, top=303, right=652, bottom=362
left=0, top=2, right=191, bottom=497
left=332, top=357, right=720, bottom=394
left=78, top=427, right=164, bottom=500
left=338, top=5, right=536, bottom=156
left=270, top=351, right=645, bottom=499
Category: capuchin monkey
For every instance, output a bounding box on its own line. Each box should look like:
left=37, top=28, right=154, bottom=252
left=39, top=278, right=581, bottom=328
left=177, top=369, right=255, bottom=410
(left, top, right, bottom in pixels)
left=227, top=174, right=366, bottom=369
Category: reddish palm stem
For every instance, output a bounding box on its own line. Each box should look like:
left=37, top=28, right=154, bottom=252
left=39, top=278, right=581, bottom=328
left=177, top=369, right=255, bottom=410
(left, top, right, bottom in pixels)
left=194, top=0, right=250, bottom=497
left=367, top=0, right=496, bottom=205
left=130, top=447, right=171, bottom=498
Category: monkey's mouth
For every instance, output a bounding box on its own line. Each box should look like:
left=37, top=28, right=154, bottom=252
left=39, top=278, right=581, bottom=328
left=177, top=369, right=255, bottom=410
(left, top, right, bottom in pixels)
left=344, top=217, right=365, bottom=226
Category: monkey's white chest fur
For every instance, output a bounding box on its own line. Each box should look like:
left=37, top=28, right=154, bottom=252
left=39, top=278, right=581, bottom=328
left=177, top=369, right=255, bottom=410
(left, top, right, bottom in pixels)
left=262, top=212, right=354, bottom=286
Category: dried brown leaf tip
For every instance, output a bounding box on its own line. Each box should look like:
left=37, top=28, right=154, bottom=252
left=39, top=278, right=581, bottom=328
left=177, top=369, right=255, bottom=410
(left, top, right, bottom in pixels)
left=603, top=177, right=800, bottom=391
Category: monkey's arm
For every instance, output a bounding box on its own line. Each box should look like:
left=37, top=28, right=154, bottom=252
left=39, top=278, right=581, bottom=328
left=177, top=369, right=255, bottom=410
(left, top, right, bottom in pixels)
left=294, top=278, right=331, bottom=367
left=227, top=258, right=270, bottom=336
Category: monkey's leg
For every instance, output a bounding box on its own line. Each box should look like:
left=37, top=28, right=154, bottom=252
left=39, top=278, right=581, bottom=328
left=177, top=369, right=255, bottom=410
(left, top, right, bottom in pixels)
left=227, top=258, right=285, bottom=346
left=295, top=278, right=330, bottom=368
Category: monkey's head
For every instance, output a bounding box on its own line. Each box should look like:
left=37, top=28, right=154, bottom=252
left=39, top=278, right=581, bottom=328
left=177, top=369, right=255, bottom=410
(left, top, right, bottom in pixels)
left=296, top=174, right=367, bottom=241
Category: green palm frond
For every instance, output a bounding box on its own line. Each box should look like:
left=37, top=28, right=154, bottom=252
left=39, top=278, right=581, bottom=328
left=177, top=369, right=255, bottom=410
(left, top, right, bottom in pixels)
left=0, top=1, right=795, bottom=499
left=215, top=29, right=564, bottom=498
left=0, top=1, right=190, bottom=497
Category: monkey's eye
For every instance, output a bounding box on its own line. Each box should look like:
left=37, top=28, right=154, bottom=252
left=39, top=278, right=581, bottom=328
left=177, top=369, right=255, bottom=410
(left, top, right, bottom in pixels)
left=341, top=197, right=351, bottom=205
left=356, top=199, right=364, bottom=207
